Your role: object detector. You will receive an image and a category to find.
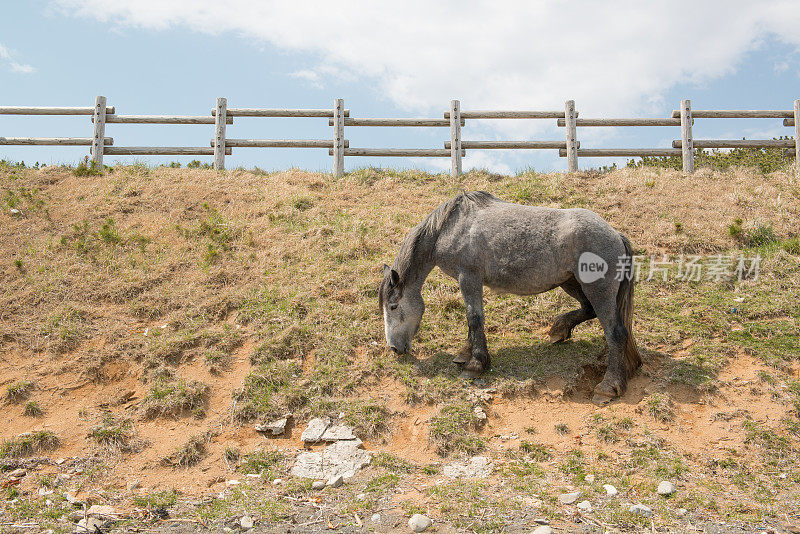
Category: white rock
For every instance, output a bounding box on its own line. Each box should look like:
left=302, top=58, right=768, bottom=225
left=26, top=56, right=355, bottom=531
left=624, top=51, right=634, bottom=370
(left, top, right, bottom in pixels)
left=630, top=503, right=653, bottom=516
left=8, top=468, right=26, bottom=478
left=9, top=208, right=20, bottom=216
left=321, top=424, right=357, bottom=441
left=533, top=517, right=549, bottom=525
left=301, top=417, right=331, bottom=442
left=272, top=478, right=283, bottom=485
left=442, top=456, right=492, bottom=479
left=473, top=406, right=487, bottom=421
left=371, top=513, right=381, bottom=523
left=657, top=480, right=676, bottom=496
left=676, top=508, right=688, bottom=516
left=38, top=488, right=54, bottom=496
left=603, top=484, right=618, bottom=496
left=239, top=515, right=253, bottom=530
left=584, top=474, right=595, bottom=484
left=311, top=480, right=326, bottom=490
left=533, top=527, right=553, bottom=534
left=577, top=500, right=593, bottom=512
left=291, top=440, right=371, bottom=480
left=559, top=491, right=583, bottom=505
left=255, top=417, right=288, bottom=436
left=327, top=474, right=343, bottom=488
left=408, top=514, right=432, bottom=532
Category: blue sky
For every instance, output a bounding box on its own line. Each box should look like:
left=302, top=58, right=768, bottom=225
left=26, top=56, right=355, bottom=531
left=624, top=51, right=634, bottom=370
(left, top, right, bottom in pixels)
left=1, top=1, right=798, bottom=173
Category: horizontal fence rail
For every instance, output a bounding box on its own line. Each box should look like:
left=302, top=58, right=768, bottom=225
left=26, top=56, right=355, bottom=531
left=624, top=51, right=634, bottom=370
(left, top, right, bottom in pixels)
left=106, top=115, right=233, bottom=124
left=218, top=139, right=349, bottom=148
left=214, top=108, right=350, bottom=117
left=0, top=106, right=115, bottom=115
left=670, top=109, right=793, bottom=119
left=0, top=137, right=113, bottom=146
left=105, top=147, right=232, bottom=156
left=2, top=96, right=798, bottom=177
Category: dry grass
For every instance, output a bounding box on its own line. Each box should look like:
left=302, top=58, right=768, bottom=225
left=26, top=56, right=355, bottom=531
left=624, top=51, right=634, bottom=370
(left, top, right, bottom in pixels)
left=1, top=162, right=799, bottom=530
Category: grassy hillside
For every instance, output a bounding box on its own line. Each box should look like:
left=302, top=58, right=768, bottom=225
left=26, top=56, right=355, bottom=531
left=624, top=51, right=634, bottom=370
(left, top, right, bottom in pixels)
left=1, top=160, right=799, bottom=532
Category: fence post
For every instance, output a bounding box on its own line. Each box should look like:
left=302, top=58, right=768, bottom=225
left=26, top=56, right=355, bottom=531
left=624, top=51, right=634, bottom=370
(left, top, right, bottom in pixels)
left=565, top=100, right=578, bottom=172
left=680, top=99, right=694, bottom=173
left=794, top=99, right=800, bottom=179
left=91, top=95, right=107, bottom=169
left=449, top=100, right=462, bottom=178
left=214, top=97, right=227, bottom=171
left=333, top=98, right=345, bottom=178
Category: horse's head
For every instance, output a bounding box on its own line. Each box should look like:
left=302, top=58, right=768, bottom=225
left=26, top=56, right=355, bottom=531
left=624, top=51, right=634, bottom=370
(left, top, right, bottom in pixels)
left=379, top=264, right=424, bottom=354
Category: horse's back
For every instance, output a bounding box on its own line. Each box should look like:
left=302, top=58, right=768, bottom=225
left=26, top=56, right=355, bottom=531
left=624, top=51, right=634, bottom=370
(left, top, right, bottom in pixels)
left=435, top=196, right=625, bottom=294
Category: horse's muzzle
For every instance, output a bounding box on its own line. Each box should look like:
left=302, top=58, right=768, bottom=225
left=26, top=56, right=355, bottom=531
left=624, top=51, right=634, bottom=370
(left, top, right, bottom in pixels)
left=389, top=344, right=408, bottom=354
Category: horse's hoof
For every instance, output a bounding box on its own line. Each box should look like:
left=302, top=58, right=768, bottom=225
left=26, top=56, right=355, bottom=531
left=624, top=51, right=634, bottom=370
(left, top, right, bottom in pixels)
left=459, top=369, right=482, bottom=380
left=591, top=391, right=614, bottom=406
left=549, top=333, right=567, bottom=344
left=463, top=357, right=485, bottom=374
left=592, top=378, right=624, bottom=405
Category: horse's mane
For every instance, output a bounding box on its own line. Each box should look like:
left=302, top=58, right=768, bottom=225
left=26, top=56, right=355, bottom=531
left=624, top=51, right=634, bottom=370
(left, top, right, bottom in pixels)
left=381, top=191, right=497, bottom=303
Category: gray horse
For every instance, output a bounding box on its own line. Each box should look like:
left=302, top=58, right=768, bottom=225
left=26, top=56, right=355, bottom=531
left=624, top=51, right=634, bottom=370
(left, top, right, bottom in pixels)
left=379, top=191, right=641, bottom=404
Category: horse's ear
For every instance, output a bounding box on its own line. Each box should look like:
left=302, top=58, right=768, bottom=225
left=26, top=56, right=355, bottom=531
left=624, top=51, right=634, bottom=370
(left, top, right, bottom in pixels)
left=390, top=269, right=400, bottom=286
left=382, top=264, right=391, bottom=278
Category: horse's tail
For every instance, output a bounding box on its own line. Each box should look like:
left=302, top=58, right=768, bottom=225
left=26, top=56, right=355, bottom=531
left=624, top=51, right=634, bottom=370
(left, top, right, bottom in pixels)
left=617, top=234, right=642, bottom=377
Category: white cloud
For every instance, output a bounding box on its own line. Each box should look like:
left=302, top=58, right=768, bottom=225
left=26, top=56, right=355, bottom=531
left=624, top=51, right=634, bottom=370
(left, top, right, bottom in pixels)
left=0, top=44, right=36, bottom=74
left=50, top=0, right=800, bottom=117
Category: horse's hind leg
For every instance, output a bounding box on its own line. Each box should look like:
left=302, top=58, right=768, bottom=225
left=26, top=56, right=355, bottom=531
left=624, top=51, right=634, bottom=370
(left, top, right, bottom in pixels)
left=581, top=280, right=629, bottom=405
left=549, top=276, right=596, bottom=343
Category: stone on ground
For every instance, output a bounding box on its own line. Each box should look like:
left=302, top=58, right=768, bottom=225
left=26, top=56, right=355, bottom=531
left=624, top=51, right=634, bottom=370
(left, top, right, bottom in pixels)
left=533, top=527, right=553, bottom=534
left=8, top=469, right=26, bottom=479
left=408, top=513, right=432, bottom=532
left=584, top=474, right=595, bottom=484
left=577, top=500, right=593, bottom=512
left=327, top=474, right=343, bottom=488
left=321, top=424, right=356, bottom=441
left=291, top=440, right=371, bottom=480
left=630, top=503, right=653, bottom=516
left=311, top=480, right=326, bottom=490
left=559, top=491, right=583, bottom=505
left=255, top=416, right=288, bottom=436
left=371, top=513, right=381, bottom=523
left=657, top=480, right=676, bottom=496
left=239, top=515, right=253, bottom=529
left=603, top=484, right=618, bottom=496
left=442, top=456, right=492, bottom=479
left=300, top=417, right=331, bottom=442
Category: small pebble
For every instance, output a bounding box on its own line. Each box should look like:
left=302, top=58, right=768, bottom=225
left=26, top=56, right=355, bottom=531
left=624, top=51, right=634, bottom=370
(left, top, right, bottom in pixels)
left=577, top=500, right=593, bottom=512
left=371, top=513, right=381, bottom=523
left=532, top=527, right=553, bottom=534
left=408, top=514, right=432, bottom=532
left=239, top=515, right=253, bottom=530
left=327, top=475, right=343, bottom=488
left=603, top=484, right=618, bottom=496
left=559, top=491, right=582, bottom=505
left=311, top=480, right=326, bottom=490
left=584, top=474, right=595, bottom=484
left=657, top=480, right=676, bottom=496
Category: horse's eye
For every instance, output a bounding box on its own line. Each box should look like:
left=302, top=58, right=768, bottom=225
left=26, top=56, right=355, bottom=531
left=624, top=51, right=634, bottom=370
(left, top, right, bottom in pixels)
left=390, top=304, right=398, bottom=311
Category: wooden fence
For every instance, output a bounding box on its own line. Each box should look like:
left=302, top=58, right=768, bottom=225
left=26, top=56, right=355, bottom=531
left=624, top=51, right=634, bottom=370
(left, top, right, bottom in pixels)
left=2, top=96, right=798, bottom=177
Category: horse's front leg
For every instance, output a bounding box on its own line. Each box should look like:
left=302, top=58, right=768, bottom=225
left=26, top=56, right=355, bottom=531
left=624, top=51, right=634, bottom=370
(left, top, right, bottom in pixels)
left=458, top=273, right=490, bottom=376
